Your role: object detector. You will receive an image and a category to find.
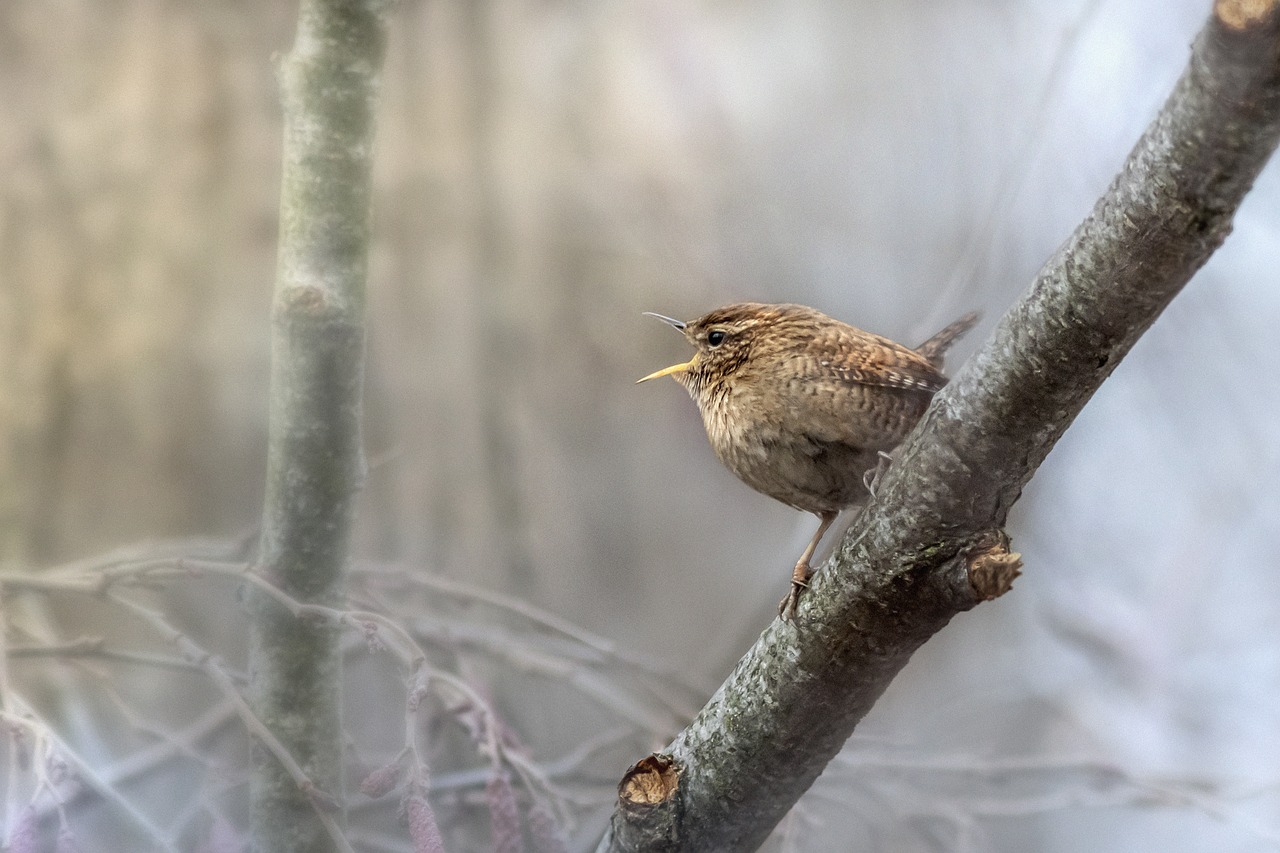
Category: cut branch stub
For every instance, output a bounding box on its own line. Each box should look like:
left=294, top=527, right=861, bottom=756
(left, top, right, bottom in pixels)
left=966, top=538, right=1023, bottom=601
left=1216, top=0, right=1280, bottom=30
left=620, top=753, right=680, bottom=808
left=614, top=754, right=682, bottom=849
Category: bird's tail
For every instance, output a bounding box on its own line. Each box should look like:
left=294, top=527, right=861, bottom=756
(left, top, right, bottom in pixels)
left=915, top=311, right=979, bottom=369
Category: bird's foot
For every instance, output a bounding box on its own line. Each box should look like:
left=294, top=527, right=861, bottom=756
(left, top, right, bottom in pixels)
left=863, top=450, right=895, bottom=497
left=778, top=565, right=814, bottom=620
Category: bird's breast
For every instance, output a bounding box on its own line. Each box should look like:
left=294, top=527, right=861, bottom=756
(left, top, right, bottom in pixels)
left=691, top=377, right=884, bottom=513
left=693, top=383, right=814, bottom=508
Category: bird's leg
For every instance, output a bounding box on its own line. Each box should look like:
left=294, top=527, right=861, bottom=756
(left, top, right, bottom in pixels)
left=779, top=510, right=838, bottom=620
left=862, top=450, right=895, bottom=497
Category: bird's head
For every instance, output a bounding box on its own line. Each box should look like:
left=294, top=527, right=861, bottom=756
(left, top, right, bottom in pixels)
left=636, top=302, right=792, bottom=395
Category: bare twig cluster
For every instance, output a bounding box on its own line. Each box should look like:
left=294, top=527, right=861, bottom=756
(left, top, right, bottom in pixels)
left=0, top=538, right=696, bottom=850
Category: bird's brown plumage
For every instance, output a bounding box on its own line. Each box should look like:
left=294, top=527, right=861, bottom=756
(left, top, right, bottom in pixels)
left=640, top=302, right=978, bottom=618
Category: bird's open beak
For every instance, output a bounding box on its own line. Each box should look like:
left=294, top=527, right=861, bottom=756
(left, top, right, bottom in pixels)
left=642, top=311, right=686, bottom=330
left=636, top=360, right=693, bottom=383
left=637, top=312, right=692, bottom=383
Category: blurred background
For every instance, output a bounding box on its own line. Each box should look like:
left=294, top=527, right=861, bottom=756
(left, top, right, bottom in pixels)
left=3, top=0, right=1280, bottom=850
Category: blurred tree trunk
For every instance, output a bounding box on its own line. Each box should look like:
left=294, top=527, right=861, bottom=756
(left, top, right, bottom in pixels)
left=248, top=2, right=388, bottom=851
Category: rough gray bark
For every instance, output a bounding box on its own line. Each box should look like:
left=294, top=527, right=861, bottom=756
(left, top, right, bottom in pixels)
left=248, top=2, right=388, bottom=851
left=600, top=3, right=1280, bottom=851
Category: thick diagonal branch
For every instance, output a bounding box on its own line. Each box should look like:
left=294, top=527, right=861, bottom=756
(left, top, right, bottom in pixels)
left=601, top=3, right=1280, bottom=851
left=249, top=2, right=389, bottom=851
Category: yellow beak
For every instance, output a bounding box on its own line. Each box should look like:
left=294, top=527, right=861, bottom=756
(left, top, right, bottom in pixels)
left=636, top=360, right=693, bottom=384
left=637, top=311, right=694, bottom=383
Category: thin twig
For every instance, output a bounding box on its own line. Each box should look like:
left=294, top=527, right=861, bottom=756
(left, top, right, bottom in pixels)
left=1, top=703, right=178, bottom=852
left=106, top=594, right=356, bottom=853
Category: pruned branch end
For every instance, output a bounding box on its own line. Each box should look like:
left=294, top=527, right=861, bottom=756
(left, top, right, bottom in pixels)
left=966, top=535, right=1023, bottom=602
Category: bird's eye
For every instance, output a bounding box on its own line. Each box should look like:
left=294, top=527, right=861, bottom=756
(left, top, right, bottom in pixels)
left=707, top=330, right=727, bottom=347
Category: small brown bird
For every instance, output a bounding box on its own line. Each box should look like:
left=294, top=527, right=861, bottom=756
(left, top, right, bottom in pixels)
left=638, top=302, right=977, bottom=619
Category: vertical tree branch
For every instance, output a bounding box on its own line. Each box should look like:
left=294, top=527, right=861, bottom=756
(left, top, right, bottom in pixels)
left=601, top=2, right=1280, bottom=850
left=249, top=2, right=389, bottom=851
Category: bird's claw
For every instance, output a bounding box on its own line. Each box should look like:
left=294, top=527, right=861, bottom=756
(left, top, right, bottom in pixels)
left=863, top=450, right=894, bottom=497
left=779, top=570, right=813, bottom=620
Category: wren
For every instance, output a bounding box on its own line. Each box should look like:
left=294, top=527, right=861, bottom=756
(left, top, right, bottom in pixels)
left=638, top=302, right=977, bottom=619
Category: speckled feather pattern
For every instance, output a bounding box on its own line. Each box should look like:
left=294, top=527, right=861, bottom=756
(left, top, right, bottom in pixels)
left=669, top=303, right=971, bottom=514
